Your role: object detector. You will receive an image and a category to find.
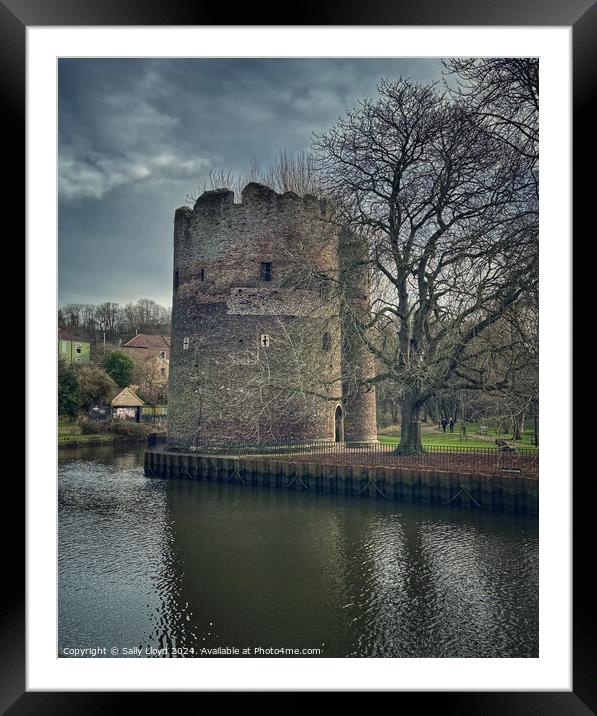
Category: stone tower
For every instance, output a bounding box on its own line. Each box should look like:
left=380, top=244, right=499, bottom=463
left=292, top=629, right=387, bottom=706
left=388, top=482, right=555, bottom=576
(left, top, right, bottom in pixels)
left=339, top=228, right=378, bottom=445
left=167, top=182, right=377, bottom=448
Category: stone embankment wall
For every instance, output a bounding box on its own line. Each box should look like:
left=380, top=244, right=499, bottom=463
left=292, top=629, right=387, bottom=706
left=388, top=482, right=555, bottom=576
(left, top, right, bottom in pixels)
left=144, top=449, right=538, bottom=515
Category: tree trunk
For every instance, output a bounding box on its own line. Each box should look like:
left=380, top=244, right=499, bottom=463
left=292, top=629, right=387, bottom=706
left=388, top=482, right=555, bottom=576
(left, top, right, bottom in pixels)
left=512, top=413, right=524, bottom=441
left=424, top=398, right=439, bottom=425
left=391, top=404, right=400, bottom=425
left=398, top=395, right=424, bottom=454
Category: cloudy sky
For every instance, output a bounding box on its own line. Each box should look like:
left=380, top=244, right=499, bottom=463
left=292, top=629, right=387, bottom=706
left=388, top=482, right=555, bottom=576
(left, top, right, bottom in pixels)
left=59, top=58, right=443, bottom=307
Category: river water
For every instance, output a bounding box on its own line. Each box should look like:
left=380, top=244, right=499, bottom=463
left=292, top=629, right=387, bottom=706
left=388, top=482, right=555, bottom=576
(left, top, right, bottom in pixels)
left=58, top=444, right=538, bottom=658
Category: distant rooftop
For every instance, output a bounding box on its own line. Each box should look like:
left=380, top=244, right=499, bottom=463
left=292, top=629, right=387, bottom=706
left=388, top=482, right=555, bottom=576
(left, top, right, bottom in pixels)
left=111, top=386, right=145, bottom=407
left=123, top=334, right=170, bottom=350
left=58, top=329, right=88, bottom=343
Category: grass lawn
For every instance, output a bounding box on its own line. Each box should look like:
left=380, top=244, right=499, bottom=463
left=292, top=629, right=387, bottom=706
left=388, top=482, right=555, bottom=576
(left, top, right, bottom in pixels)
left=58, top=420, right=112, bottom=445
left=378, top=421, right=538, bottom=451
left=58, top=417, right=157, bottom=446
left=378, top=434, right=499, bottom=449
left=58, top=421, right=82, bottom=436
left=58, top=425, right=82, bottom=436
left=58, top=432, right=115, bottom=446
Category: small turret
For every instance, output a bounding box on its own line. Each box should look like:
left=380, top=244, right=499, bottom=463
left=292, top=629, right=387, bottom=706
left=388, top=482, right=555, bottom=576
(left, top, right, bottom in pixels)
left=339, top=228, right=377, bottom=445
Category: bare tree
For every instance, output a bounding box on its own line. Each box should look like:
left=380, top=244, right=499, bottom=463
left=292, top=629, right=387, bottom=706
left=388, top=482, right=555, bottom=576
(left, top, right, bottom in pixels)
left=442, top=58, right=539, bottom=439
left=120, top=298, right=171, bottom=336
left=313, top=77, right=538, bottom=453
left=59, top=303, right=84, bottom=333
left=59, top=298, right=172, bottom=348
left=136, top=356, right=169, bottom=405
left=442, top=58, right=538, bottom=168
left=260, top=149, right=322, bottom=197
left=475, top=302, right=538, bottom=441
left=185, top=149, right=322, bottom=206
left=80, top=304, right=99, bottom=339
left=94, top=302, right=120, bottom=342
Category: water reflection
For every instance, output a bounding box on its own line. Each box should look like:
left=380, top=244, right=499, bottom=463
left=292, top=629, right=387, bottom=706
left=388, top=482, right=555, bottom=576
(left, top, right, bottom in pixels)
left=59, top=445, right=538, bottom=658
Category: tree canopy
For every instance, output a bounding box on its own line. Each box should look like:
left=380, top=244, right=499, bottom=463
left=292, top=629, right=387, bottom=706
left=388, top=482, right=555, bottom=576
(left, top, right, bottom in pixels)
left=78, top=364, right=118, bottom=409
left=103, top=350, right=135, bottom=389
left=58, top=358, right=81, bottom=417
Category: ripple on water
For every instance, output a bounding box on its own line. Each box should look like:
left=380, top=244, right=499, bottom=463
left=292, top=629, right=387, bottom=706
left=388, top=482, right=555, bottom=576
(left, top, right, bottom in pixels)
left=59, top=446, right=538, bottom=658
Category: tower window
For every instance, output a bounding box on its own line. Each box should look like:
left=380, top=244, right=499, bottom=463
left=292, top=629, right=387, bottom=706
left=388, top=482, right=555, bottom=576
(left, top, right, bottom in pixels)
left=322, top=332, right=331, bottom=351
left=260, top=334, right=270, bottom=348
left=260, top=262, right=272, bottom=282
left=183, top=337, right=189, bottom=350
left=198, top=268, right=205, bottom=281
left=175, top=269, right=179, bottom=288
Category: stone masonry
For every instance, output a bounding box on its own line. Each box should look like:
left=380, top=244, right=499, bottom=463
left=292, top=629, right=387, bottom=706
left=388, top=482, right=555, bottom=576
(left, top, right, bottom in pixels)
left=167, top=182, right=377, bottom=448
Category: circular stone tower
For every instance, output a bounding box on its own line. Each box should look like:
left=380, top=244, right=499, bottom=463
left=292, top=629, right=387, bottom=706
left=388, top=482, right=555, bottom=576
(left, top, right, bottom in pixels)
left=167, top=183, right=343, bottom=448
left=339, top=228, right=378, bottom=445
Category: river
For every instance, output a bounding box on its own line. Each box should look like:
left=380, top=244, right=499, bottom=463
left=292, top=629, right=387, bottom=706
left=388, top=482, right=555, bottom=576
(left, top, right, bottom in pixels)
left=58, top=443, right=538, bottom=658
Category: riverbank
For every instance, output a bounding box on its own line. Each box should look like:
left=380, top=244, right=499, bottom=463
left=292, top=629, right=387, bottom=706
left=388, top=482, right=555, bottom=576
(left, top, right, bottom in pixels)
left=59, top=434, right=149, bottom=448
left=144, top=450, right=538, bottom=515
left=59, top=419, right=164, bottom=449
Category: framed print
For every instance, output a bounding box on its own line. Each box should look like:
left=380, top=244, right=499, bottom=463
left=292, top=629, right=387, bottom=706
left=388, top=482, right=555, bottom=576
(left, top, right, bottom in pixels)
left=11, top=0, right=588, bottom=708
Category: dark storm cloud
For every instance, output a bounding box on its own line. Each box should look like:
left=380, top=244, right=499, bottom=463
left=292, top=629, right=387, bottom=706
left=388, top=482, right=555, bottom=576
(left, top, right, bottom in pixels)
left=59, top=58, right=443, bottom=306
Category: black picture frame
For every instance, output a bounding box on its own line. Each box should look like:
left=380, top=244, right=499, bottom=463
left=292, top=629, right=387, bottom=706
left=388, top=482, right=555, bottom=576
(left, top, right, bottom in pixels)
left=12, top=0, right=588, bottom=709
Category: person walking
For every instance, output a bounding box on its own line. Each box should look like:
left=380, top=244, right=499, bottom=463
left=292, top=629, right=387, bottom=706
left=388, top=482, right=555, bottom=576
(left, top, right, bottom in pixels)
left=440, top=417, right=448, bottom=433
left=449, top=417, right=455, bottom=433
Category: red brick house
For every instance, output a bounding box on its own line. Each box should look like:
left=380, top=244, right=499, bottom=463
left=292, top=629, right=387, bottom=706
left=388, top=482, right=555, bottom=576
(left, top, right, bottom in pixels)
left=122, top=334, right=171, bottom=402
left=122, top=333, right=171, bottom=362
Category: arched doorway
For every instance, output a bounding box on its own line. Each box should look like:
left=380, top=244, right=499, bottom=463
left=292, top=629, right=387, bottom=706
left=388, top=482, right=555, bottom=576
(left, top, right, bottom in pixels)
left=334, top=405, right=344, bottom=442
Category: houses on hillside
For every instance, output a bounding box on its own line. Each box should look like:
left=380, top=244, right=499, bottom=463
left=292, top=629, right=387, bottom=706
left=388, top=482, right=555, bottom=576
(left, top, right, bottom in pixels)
left=58, top=329, right=91, bottom=365
left=58, top=328, right=171, bottom=407
left=122, top=333, right=170, bottom=361
left=122, top=333, right=170, bottom=402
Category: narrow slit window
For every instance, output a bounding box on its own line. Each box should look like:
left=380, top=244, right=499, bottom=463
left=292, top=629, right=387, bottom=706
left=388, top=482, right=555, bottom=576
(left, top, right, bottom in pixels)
left=175, top=269, right=179, bottom=288
left=322, top=332, right=331, bottom=351
left=260, top=334, right=270, bottom=348
left=199, top=268, right=205, bottom=281
left=183, top=337, right=190, bottom=350
left=260, top=262, right=272, bottom=282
